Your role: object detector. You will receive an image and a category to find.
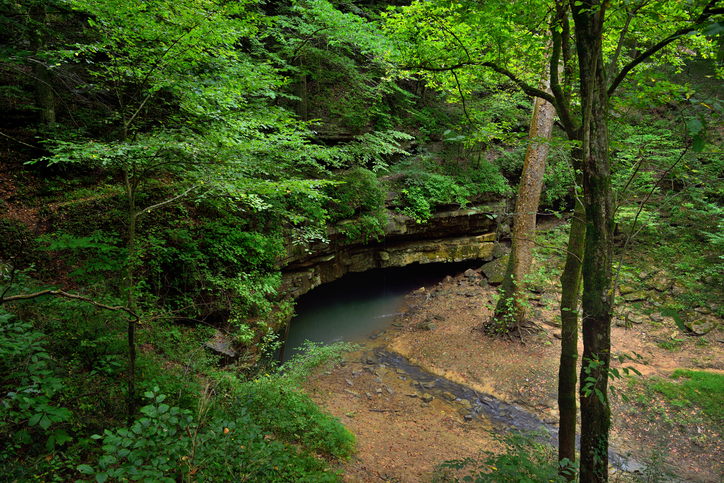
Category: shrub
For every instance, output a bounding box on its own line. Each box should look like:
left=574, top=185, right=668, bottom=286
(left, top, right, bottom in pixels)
left=439, top=431, right=574, bottom=483
left=652, top=370, right=724, bottom=423
left=0, top=312, right=73, bottom=460
left=78, top=388, right=343, bottom=483
left=327, top=168, right=387, bottom=241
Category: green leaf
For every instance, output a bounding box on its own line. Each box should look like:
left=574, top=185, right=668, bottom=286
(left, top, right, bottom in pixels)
left=55, top=430, right=73, bottom=446
left=28, top=413, right=42, bottom=427
left=39, top=415, right=52, bottom=430
left=701, top=22, right=724, bottom=36
left=46, top=435, right=55, bottom=452
left=77, top=464, right=94, bottom=475
left=687, top=118, right=703, bottom=135
left=692, top=135, right=706, bottom=153
left=661, top=308, right=686, bottom=332
left=96, top=472, right=108, bottom=483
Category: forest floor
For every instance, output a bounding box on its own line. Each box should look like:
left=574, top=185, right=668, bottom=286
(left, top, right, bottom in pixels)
left=303, top=267, right=724, bottom=483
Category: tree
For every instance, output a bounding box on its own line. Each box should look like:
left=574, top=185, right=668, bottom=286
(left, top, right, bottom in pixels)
left=385, top=1, right=724, bottom=480
left=16, top=0, right=333, bottom=421
left=493, top=63, right=557, bottom=334
left=0, top=0, right=67, bottom=126
left=568, top=2, right=614, bottom=480
left=8, top=0, right=412, bottom=422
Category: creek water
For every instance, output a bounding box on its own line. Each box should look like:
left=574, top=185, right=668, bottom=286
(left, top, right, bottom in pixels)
left=281, top=261, right=478, bottom=362
left=282, top=260, right=642, bottom=473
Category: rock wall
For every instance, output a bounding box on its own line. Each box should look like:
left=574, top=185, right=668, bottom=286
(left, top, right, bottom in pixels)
left=279, top=202, right=503, bottom=300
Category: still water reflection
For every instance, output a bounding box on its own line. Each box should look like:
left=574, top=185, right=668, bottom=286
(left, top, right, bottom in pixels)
left=282, top=262, right=478, bottom=362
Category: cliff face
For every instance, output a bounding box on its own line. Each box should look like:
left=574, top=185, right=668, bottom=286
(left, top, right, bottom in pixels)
left=279, top=201, right=504, bottom=299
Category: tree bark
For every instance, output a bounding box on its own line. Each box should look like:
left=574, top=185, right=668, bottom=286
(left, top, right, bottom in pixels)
left=558, top=151, right=585, bottom=479
left=124, top=162, right=139, bottom=425
left=493, top=66, right=556, bottom=333
left=569, top=1, right=615, bottom=481
left=30, top=4, right=55, bottom=126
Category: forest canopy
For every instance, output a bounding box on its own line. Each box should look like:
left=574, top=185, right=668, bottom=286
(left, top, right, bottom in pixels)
left=0, top=0, right=722, bottom=481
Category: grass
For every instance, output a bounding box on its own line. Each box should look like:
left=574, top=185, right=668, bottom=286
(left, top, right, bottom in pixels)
left=652, top=369, right=724, bottom=423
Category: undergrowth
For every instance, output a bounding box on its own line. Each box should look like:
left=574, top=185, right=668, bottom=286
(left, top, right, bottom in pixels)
left=652, top=369, right=724, bottom=423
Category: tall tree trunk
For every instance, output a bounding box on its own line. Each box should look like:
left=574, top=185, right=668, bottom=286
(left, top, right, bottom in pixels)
left=124, top=163, right=139, bottom=425
left=30, top=4, right=55, bottom=126
left=570, top=1, right=615, bottom=481
left=558, top=150, right=585, bottom=478
left=493, top=67, right=556, bottom=334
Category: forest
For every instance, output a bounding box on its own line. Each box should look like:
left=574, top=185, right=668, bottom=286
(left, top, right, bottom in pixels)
left=0, top=0, right=723, bottom=481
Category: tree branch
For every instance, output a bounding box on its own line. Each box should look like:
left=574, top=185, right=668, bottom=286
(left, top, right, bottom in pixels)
left=137, top=184, right=200, bottom=216
left=608, top=0, right=724, bottom=97
left=550, top=7, right=580, bottom=140
left=1, top=289, right=139, bottom=321
left=480, top=62, right=558, bottom=106
left=0, top=130, right=42, bottom=150
left=404, top=61, right=558, bottom=106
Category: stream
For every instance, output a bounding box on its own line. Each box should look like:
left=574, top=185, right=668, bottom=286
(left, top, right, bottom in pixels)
left=285, top=262, right=642, bottom=473
left=282, top=262, right=479, bottom=362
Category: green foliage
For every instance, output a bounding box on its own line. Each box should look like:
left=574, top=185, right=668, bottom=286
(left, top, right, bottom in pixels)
left=224, top=342, right=356, bottom=460
left=271, top=0, right=410, bottom=133
left=78, top=387, right=342, bottom=483
left=0, top=312, right=73, bottom=460
left=652, top=370, right=724, bottom=423
left=327, top=168, right=387, bottom=241
left=390, top=156, right=509, bottom=222
left=490, top=292, right=523, bottom=335
left=234, top=377, right=355, bottom=460
left=440, top=431, right=575, bottom=483
left=140, top=211, right=284, bottom=318
left=581, top=353, right=643, bottom=404
left=279, top=340, right=356, bottom=387
left=495, top=144, right=574, bottom=210
left=39, top=231, right=125, bottom=284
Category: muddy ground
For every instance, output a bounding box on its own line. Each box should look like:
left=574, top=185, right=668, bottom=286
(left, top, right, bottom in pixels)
left=302, top=268, right=724, bottom=483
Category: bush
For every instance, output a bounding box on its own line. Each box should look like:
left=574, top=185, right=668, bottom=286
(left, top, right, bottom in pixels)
left=234, top=378, right=355, bottom=459
left=327, top=168, right=387, bottom=241
left=78, top=388, right=344, bottom=483
left=652, top=370, right=724, bottom=423
left=439, top=431, right=574, bottom=483
left=0, top=312, right=73, bottom=460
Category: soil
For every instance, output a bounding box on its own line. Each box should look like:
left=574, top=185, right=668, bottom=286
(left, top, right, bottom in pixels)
left=302, top=268, right=724, bottom=483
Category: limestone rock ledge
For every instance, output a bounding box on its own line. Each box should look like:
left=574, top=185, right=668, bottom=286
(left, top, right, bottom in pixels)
left=278, top=204, right=502, bottom=300
left=280, top=233, right=496, bottom=299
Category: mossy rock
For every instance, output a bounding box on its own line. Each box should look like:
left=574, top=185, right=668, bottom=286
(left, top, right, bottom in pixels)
left=622, top=290, right=650, bottom=302
left=685, top=318, right=718, bottom=336
left=481, top=255, right=508, bottom=285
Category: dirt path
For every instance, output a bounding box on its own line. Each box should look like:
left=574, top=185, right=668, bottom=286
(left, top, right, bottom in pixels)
left=304, top=268, right=724, bottom=483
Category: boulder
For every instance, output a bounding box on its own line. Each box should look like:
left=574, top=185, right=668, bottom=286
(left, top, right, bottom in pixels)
left=649, top=272, right=674, bottom=292
left=685, top=318, right=718, bottom=336
left=442, top=391, right=456, bottom=402
left=481, top=255, right=509, bottom=285
left=204, top=331, right=237, bottom=358
left=626, top=313, right=646, bottom=325
left=622, top=290, right=649, bottom=302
